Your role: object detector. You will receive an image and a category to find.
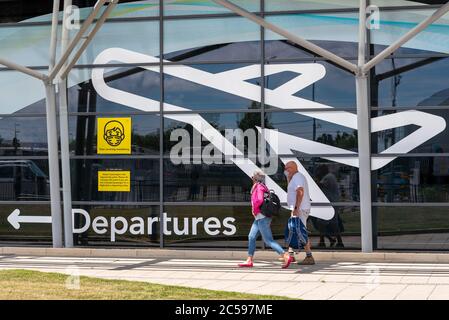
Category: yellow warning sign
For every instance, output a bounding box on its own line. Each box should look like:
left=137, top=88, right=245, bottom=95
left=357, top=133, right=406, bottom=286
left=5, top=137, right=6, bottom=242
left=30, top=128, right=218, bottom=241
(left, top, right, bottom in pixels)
left=97, top=118, right=131, bottom=154
left=98, top=171, right=131, bottom=192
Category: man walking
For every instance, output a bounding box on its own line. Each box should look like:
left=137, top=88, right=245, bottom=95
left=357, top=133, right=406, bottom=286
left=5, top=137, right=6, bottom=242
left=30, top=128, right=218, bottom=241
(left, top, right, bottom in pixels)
left=284, top=161, right=315, bottom=265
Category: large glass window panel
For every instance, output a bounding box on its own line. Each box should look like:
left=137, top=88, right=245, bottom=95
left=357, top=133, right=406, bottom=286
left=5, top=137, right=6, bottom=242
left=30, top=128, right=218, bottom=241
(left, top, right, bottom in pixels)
left=0, top=70, right=47, bottom=116
left=1, top=15, right=165, bottom=68
left=163, top=205, right=250, bottom=248
left=164, top=0, right=259, bottom=16
left=72, top=20, right=159, bottom=66
left=266, top=111, right=358, bottom=152
left=373, top=157, right=449, bottom=203
left=265, top=60, right=357, bottom=109
left=164, top=204, right=361, bottom=250
left=165, top=155, right=361, bottom=203
left=371, top=109, right=449, bottom=154
left=164, top=18, right=261, bottom=62
left=0, top=159, right=50, bottom=201
left=265, top=14, right=360, bottom=58
left=375, top=206, right=449, bottom=250
left=0, top=116, right=48, bottom=157
left=0, top=24, right=52, bottom=67
left=0, top=204, right=52, bottom=243
left=269, top=157, right=360, bottom=203
left=265, top=0, right=359, bottom=12
left=69, top=114, right=160, bottom=156
left=370, top=10, right=449, bottom=56
left=71, top=205, right=160, bottom=246
left=163, top=112, right=262, bottom=155
left=309, top=205, right=361, bottom=250
left=163, top=64, right=261, bottom=111
left=71, top=159, right=160, bottom=202
left=163, top=205, right=285, bottom=248
left=370, top=1, right=442, bottom=7
left=373, top=57, right=449, bottom=108
left=163, top=160, right=253, bottom=202
left=108, top=1, right=159, bottom=18
left=69, top=66, right=161, bottom=114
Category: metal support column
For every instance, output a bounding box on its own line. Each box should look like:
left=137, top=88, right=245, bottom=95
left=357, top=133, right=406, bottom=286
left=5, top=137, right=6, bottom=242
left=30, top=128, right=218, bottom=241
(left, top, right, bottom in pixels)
left=59, top=0, right=74, bottom=248
left=356, top=0, right=373, bottom=252
left=159, top=0, right=165, bottom=248
left=44, top=82, right=63, bottom=248
left=45, top=0, right=64, bottom=248
left=355, top=75, right=373, bottom=252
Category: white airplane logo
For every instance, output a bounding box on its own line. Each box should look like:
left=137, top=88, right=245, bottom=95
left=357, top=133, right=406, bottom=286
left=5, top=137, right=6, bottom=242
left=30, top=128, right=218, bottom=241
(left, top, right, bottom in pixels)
left=92, top=48, right=446, bottom=220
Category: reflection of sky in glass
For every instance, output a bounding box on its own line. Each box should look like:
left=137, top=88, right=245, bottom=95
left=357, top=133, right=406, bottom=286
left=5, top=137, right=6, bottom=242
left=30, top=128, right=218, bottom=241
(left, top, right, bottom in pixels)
left=376, top=58, right=449, bottom=107
left=164, top=0, right=259, bottom=15
left=267, top=112, right=358, bottom=151
left=164, top=66, right=260, bottom=110
left=1, top=2, right=449, bottom=115
left=0, top=117, right=48, bottom=147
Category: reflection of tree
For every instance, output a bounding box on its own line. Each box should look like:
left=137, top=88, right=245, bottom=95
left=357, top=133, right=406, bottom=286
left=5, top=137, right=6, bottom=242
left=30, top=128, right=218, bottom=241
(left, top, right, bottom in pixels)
left=317, top=130, right=357, bottom=150
left=12, top=137, right=20, bottom=154
left=237, top=101, right=273, bottom=131
left=165, top=120, right=220, bottom=146
left=132, top=132, right=159, bottom=152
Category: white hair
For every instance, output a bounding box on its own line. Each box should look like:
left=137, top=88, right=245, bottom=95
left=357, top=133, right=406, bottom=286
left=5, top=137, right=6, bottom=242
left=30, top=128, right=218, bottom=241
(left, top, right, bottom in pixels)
left=252, top=170, right=265, bottom=183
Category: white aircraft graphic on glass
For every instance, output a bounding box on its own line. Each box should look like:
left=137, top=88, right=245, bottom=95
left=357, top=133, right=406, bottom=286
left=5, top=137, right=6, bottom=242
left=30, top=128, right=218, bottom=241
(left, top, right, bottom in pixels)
left=91, top=48, right=446, bottom=220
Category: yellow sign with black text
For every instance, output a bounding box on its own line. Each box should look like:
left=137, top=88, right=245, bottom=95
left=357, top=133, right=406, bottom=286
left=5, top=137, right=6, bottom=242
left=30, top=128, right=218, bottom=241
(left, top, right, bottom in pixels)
left=97, top=118, right=131, bottom=154
left=98, top=171, right=131, bottom=192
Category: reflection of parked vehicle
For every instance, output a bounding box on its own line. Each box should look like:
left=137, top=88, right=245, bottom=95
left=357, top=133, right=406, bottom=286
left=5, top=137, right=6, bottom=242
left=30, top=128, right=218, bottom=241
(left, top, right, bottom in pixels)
left=0, top=160, right=49, bottom=200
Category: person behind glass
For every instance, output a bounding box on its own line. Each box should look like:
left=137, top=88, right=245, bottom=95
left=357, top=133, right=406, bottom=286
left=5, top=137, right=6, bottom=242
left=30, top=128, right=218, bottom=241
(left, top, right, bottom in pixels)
left=238, top=170, right=294, bottom=269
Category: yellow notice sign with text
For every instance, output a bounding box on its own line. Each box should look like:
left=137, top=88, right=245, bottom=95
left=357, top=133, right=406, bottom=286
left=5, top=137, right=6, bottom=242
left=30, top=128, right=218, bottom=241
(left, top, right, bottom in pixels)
left=97, top=118, right=131, bottom=154
left=98, top=171, right=131, bottom=192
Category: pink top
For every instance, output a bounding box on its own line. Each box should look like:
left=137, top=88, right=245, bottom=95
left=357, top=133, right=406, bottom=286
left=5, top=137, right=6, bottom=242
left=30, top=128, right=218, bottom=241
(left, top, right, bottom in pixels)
left=251, top=183, right=269, bottom=216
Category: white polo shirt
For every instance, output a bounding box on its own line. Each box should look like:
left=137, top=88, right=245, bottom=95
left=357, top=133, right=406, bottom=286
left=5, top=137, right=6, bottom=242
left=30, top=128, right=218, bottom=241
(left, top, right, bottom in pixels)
left=287, top=172, right=311, bottom=212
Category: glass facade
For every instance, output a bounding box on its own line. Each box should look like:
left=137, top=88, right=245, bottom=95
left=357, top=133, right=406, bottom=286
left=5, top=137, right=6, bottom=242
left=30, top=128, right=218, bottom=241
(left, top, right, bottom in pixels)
left=0, top=0, right=448, bottom=251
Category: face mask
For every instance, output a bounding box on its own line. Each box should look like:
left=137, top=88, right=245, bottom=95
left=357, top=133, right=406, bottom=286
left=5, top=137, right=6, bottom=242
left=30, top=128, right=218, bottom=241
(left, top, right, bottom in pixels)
left=284, top=170, right=289, bottom=178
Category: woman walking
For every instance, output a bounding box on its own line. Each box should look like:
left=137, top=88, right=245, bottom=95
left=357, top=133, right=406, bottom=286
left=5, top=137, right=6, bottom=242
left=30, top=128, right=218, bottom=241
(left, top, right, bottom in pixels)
left=238, top=170, right=294, bottom=269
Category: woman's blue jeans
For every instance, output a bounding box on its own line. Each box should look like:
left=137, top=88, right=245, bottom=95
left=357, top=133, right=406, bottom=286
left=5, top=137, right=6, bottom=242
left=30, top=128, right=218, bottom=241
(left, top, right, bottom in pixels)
left=248, top=217, right=285, bottom=257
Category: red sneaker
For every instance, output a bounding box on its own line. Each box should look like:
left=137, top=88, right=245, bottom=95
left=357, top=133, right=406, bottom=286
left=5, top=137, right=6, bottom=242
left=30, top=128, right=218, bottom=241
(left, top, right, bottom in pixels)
left=281, top=255, right=294, bottom=269
left=238, top=261, right=253, bottom=268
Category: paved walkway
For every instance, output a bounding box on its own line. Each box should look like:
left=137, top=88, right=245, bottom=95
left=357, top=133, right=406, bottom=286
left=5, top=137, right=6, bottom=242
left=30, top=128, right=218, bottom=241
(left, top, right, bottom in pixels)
left=2, top=254, right=449, bottom=300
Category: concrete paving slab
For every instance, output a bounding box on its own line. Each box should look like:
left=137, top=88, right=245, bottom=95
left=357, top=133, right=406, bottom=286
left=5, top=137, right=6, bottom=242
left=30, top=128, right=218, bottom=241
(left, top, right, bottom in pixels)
left=361, top=284, right=407, bottom=300
left=299, top=283, right=350, bottom=300
left=399, top=276, right=431, bottom=284
left=3, top=254, right=449, bottom=300
left=427, top=285, right=449, bottom=300
left=395, top=285, right=436, bottom=300
left=329, top=284, right=374, bottom=300
left=196, top=280, right=243, bottom=291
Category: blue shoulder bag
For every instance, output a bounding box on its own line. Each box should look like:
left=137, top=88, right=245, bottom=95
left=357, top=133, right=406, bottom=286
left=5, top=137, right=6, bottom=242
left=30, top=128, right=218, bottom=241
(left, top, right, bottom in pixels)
left=284, top=217, right=308, bottom=250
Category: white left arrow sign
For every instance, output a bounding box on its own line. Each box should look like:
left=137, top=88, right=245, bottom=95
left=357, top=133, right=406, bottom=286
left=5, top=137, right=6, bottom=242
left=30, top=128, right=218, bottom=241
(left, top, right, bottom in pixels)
left=7, top=209, right=52, bottom=230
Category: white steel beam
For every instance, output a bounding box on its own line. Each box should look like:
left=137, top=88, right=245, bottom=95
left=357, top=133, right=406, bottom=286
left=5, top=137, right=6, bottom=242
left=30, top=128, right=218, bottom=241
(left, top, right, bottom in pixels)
left=48, top=0, right=109, bottom=81
left=0, top=58, right=47, bottom=81
left=59, top=0, right=119, bottom=79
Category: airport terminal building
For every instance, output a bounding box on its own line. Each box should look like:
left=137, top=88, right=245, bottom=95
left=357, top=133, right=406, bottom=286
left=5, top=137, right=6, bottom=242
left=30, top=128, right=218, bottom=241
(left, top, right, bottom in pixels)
left=0, top=0, right=449, bottom=251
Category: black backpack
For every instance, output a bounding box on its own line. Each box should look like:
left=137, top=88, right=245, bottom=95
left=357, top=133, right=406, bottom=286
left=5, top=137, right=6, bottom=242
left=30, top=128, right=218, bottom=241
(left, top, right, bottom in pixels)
left=260, top=188, right=281, bottom=217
